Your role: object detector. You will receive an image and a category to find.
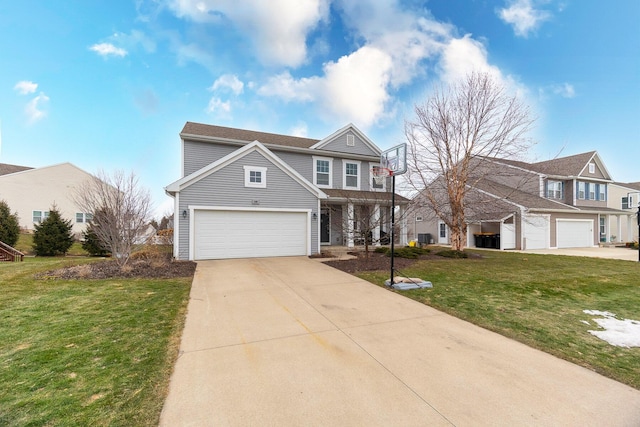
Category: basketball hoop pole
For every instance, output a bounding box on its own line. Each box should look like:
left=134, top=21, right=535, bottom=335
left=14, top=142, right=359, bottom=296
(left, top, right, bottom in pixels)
left=390, top=173, right=395, bottom=286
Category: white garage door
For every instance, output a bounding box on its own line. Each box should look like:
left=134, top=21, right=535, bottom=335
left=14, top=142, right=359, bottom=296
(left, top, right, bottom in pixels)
left=557, top=220, right=593, bottom=248
left=523, top=214, right=549, bottom=250
left=194, top=209, right=308, bottom=260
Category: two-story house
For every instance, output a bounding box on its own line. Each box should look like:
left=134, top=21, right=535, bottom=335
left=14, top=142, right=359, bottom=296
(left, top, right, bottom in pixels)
left=0, top=162, right=96, bottom=237
left=165, top=122, right=408, bottom=261
left=411, top=151, right=634, bottom=250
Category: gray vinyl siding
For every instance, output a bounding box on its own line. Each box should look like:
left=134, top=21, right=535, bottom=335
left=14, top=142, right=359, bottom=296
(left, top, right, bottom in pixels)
left=184, top=140, right=238, bottom=176
left=273, top=151, right=314, bottom=182
left=177, top=150, right=319, bottom=259
left=319, top=133, right=379, bottom=156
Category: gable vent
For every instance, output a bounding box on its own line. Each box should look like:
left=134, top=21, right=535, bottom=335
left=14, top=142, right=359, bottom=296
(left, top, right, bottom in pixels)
left=347, top=134, right=355, bottom=146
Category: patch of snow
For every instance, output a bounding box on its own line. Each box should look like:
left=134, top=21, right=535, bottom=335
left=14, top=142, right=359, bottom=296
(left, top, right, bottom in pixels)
left=580, top=320, right=590, bottom=325
left=582, top=310, right=640, bottom=348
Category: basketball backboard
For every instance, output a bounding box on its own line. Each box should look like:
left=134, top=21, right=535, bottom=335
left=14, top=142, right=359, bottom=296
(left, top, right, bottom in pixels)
left=380, top=143, right=407, bottom=175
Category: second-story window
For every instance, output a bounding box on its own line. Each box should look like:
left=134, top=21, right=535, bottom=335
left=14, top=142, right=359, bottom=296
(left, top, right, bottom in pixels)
left=344, top=161, right=360, bottom=189
left=313, top=157, right=332, bottom=188
left=589, top=183, right=595, bottom=200
left=599, top=184, right=606, bottom=201
left=547, top=181, right=563, bottom=199
left=578, top=182, right=586, bottom=199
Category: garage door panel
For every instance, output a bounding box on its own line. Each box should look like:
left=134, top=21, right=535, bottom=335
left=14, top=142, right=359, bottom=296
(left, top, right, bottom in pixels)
left=557, top=220, right=593, bottom=248
left=194, top=210, right=308, bottom=260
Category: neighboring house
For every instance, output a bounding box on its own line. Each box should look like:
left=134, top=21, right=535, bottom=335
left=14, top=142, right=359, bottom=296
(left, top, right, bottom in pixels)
left=0, top=162, right=95, bottom=236
left=165, top=122, right=409, bottom=261
left=411, top=151, right=635, bottom=250
left=609, top=181, right=640, bottom=243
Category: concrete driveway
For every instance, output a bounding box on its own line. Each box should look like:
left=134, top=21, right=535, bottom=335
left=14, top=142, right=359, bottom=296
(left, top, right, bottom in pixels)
left=519, top=246, right=639, bottom=261
left=160, top=257, right=640, bottom=426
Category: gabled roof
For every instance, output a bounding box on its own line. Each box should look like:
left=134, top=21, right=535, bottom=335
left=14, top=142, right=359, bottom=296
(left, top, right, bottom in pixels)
left=621, top=182, right=640, bottom=191
left=528, top=151, right=611, bottom=179
left=473, top=179, right=579, bottom=211
left=0, top=163, right=33, bottom=176
left=181, top=122, right=319, bottom=149
left=165, top=140, right=327, bottom=199
left=310, top=123, right=381, bottom=155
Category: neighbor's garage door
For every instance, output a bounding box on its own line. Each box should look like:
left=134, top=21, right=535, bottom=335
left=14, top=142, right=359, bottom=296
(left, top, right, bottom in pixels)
left=523, top=214, right=549, bottom=250
left=194, top=210, right=308, bottom=260
left=557, top=220, right=593, bottom=248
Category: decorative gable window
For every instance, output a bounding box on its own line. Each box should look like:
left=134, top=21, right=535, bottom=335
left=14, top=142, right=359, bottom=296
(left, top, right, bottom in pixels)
left=547, top=180, right=563, bottom=199
left=313, top=156, right=332, bottom=188
left=244, top=166, right=267, bottom=188
left=343, top=161, right=360, bottom=189
left=346, top=134, right=355, bottom=146
left=589, top=163, right=595, bottom=174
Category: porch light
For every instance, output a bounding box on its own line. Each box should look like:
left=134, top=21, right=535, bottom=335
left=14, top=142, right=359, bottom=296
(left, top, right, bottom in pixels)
left=182, top=210, right=187, bottom=220
left=312, top=212, right=318, bottom=221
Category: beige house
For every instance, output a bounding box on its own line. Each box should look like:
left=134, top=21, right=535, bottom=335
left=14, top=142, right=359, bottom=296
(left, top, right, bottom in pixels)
left=608, top=182, right=640, bottom=243
left=0, top=162, right=95, bottom=236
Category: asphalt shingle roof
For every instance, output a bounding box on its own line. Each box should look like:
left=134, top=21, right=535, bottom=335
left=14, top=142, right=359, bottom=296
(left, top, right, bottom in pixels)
left=0, top=163, right=33, bottom=176
left=181, top=122, right=320, bottom=149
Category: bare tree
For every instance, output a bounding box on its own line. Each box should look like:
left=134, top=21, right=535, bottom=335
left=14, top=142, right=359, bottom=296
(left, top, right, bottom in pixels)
left=405, top=72, right=535, bottom=251
left=73, top=170, right=153, bottom=267
left=329, top=190, right=409, bottom=257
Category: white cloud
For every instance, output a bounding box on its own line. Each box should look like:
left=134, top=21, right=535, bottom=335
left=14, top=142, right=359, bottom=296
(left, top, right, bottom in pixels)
left=167, top=0, right=329, bottom=67
left=25, top=93, right=50, bottom=123
left=290, top=122, right=309, bottom=138
left=206, top=97, right=232, bottom=116
left=552, top=82, right=575, bottom=98
left=258, top=46, right=393, bottom=127
left=14, top=80, right=38, bottom=95
left=111, top=29, right=157, bottom=53
left=210, top=74, right=244, bottom=95
left=498, top=0, right=551, bottom=38
left=90, top=42, right=128, bottom=57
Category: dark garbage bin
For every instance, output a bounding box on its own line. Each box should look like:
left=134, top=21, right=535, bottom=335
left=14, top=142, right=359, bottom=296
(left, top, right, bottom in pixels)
left=474, top=234, right=483, bottom=248
left=496, top=234, right=500, bottom=249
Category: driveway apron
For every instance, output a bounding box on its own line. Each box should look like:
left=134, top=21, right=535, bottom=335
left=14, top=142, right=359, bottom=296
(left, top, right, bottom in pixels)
left=160, top=257, right=640, bottom=426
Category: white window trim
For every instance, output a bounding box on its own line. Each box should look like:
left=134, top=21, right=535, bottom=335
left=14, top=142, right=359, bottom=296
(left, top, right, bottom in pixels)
left=343, top=160, right=361, bottom=190
left=369, top=162, right=387, bottom=191
left=346, top=133, right=355, bottom=146
left=312, top=156, right=333, bottom=188
left=589, top=163, right=595, bottom=174
left=33, top=210, right=49, bottom=224
left=244, top=166, right=267, bottom=188
left=578, top=182, right=586, bottom=200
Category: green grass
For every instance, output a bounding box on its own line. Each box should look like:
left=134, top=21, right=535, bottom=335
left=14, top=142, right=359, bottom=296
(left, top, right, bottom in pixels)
left=0, top=258, right=192, bottom=426
left=15, top=233, right=87, bottom=257
left=357, top=249, right=640, bottom=389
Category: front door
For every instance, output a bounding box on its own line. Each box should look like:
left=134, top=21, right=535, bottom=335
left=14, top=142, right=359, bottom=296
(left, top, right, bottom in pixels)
left=321, top=208, right=330, bottom=244
left=438, top=221, right=448, bottom=244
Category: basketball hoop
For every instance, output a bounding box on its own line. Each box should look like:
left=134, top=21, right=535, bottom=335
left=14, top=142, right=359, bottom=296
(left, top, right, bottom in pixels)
left=372, top=167, right=392, bottom=185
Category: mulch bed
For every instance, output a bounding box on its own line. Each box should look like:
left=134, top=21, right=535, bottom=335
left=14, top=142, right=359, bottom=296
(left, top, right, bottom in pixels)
left=36, top=258, right=197, bottom=280
left=324, top=250, right=483, bottom=274
left=324, top=251, right=425, bottom=274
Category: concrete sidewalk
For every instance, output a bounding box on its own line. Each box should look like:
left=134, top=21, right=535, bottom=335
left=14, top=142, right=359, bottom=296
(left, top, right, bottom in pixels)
left=160, top=257, right=640, bottom=426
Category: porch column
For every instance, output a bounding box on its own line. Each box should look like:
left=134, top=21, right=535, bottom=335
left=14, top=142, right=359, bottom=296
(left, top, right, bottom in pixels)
left=346, top=203, right=354, bottom=248
left=373, top=204, right=381, bottom=246
left=616, top=215, right=622, bottom=242
left=399, top=205, right=408, bottom=245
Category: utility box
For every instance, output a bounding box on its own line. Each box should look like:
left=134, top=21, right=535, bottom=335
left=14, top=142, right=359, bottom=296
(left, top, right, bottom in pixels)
left=417, top=233, right=431, bottom=245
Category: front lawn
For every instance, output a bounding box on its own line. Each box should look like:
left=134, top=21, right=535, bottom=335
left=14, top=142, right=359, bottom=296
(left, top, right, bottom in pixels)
left=355, top=249, right=640, bottom=389
left=15, top=233, right=87, bottom=257
left=0, top=258, right=192, bottom=426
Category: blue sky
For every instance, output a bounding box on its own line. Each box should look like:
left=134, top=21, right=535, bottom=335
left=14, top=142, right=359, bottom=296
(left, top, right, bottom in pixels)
left=1, top=0, right=638, bottom=215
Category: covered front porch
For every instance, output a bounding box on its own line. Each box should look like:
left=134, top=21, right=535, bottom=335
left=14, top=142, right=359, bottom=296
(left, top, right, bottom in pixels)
left=320, top=190, right=409, bottom=248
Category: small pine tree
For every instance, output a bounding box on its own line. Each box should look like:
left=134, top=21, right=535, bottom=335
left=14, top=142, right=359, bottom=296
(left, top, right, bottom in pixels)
left=82, top=224, right=110, bottom=256
left=32, top=206, right=74, bottom=256
left=0, top=200, right=20, bottom=247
